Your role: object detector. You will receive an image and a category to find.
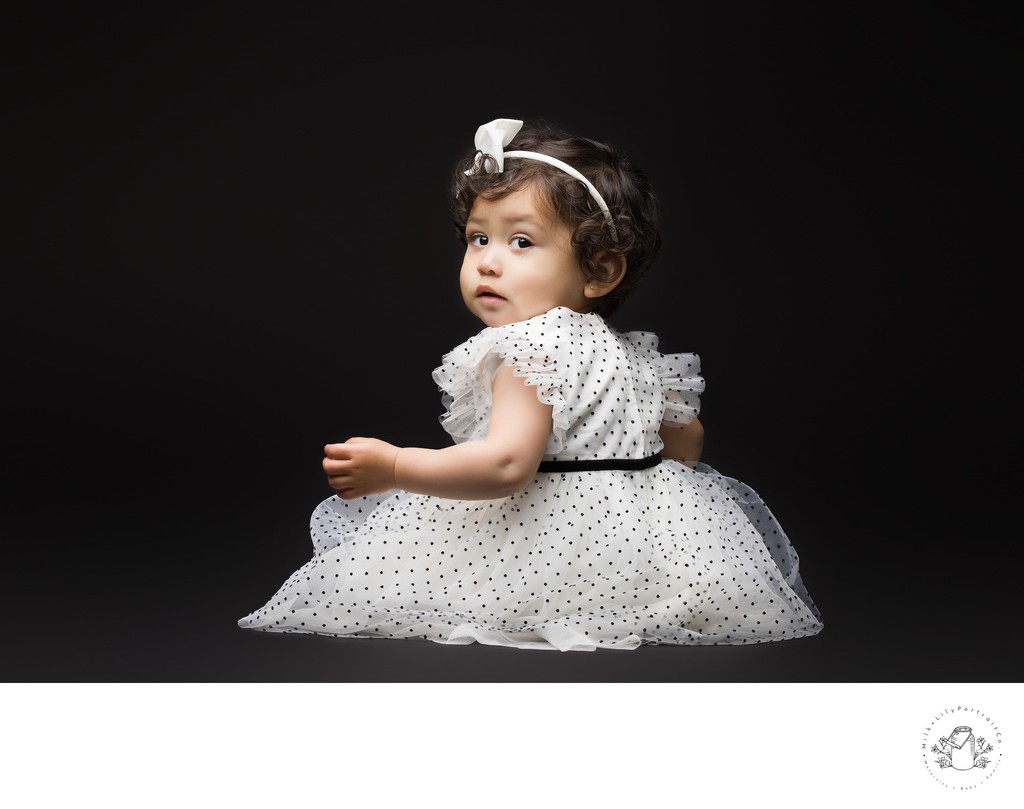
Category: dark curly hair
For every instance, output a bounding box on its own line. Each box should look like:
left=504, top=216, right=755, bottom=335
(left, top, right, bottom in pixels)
left=449, top=120, right=661, bottom=318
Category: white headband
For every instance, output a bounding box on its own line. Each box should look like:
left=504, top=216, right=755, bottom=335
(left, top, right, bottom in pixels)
left=465, top=118, right=618, bottom=241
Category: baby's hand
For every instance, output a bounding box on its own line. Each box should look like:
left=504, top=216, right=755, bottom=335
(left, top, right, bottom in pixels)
left=323, top=438, right=401, bottom=500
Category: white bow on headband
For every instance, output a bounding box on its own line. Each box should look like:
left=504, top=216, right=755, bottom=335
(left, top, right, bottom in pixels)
left=466, top=118, right=617, bottom=240
left=467, top=118, right=523, bottom=174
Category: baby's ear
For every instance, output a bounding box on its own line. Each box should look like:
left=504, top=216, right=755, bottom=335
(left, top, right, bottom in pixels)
left=583, top=252, right=626, bottom=300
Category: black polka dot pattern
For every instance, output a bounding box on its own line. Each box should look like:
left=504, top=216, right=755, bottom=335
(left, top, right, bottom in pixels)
left=238, top=307, right=823, bottom=651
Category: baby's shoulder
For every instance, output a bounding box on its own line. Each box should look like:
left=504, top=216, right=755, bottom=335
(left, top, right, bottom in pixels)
left=464, top=306, right=605, bottom=353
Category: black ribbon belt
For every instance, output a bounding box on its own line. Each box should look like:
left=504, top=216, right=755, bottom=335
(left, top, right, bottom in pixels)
left=537, top=452, right=663, bottom=473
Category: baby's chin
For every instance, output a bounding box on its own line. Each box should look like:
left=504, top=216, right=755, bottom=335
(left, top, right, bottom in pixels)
left=473, top=313, right=517, bottom=328
left=470, top=309, right=538, bottom=328
left=467, top=302, right=586, bottom=329
left=464, top=300, right=517, bottom=328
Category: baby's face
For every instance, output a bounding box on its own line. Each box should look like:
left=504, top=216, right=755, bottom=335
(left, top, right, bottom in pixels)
left=460, top=184, right=589, bottom=327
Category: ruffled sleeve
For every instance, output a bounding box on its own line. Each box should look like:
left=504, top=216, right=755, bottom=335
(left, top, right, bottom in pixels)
left=622, top=331, right=705, bottom=427
left=431, top=311, right=572, bottom=454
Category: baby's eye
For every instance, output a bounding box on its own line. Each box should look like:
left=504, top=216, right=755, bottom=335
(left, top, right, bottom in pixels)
left=511, top=236, right=533, bottom=250
left=468, top=233, right=488, bottom=247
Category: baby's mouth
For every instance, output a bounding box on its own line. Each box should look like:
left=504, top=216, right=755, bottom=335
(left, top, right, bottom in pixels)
left=476, top=287, right=506, bottom=301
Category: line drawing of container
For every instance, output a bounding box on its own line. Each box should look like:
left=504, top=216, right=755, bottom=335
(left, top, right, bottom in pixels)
left=948, top=726, right=976, bottom=770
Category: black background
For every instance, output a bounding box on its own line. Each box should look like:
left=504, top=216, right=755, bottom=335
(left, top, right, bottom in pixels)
left=4, top=3, right=1018, bottom=682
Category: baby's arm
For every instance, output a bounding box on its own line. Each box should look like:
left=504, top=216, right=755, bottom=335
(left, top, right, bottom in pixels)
left=323, top=362, right=552, bottom=500
left=659, top=417, right=704, bottom=468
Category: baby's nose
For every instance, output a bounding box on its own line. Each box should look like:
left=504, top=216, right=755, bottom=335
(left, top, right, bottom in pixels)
left=478, top=250, right=501, bottom=275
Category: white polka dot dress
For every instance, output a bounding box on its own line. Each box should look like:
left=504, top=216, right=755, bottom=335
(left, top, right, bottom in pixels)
left=238, top=307, right=823, bottom=651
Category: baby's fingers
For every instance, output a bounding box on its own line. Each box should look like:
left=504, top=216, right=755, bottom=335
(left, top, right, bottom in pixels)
left=327, top=475, right=352, bottom=489
left=323, top=456, right=350, bottom=474
left=324, top=438, right=374, bottom=455
left=324, top=442, right=359, bottom=460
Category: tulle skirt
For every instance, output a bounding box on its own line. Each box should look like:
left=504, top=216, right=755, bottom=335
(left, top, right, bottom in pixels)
left=237, top=461, right=823, bottom=651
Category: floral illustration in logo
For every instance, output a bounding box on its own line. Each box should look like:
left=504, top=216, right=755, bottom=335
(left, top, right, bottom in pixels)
left=931, top=726, right=993, bottom=771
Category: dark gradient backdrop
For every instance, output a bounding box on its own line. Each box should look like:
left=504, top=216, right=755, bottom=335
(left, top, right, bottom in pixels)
left=4, top=3, right=1017, bottom=682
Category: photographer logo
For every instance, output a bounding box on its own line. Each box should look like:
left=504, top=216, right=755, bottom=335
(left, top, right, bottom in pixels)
left=921, top=705, right=1002, bottom=789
